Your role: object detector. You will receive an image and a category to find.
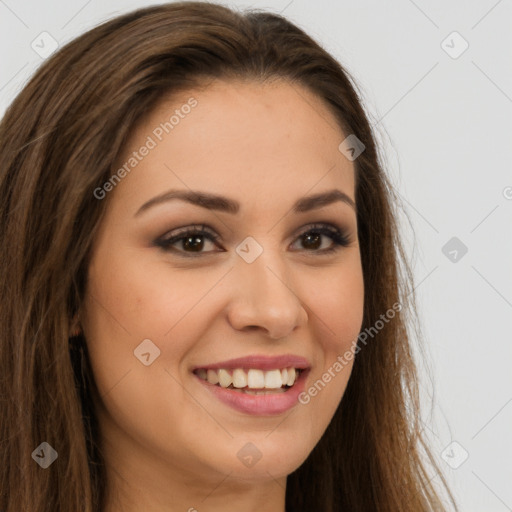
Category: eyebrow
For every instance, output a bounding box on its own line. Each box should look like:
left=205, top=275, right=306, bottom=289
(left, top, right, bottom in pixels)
left=134, top=188, right=356, bottom=217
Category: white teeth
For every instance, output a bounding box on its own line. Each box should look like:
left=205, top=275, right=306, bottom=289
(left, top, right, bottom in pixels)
left=196, top=366, right=302, bottom=389
left=206, top=369, right=219, bottom=385
left=218, top=369, right=232, bottom=388
left=287, top=367, right=296, bottom=386
left=247, top=369, right=265, bottom=388
left=264, top=369, right=283, bottom=388
left=232, top=368, right=248, bottom=388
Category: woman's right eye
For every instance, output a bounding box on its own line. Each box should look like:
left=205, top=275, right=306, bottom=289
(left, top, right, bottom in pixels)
left=154, top=225, right=222, bottom=257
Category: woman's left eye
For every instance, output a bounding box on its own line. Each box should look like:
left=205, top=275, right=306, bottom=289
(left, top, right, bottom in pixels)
left=154, top=223, right=350, bottom=257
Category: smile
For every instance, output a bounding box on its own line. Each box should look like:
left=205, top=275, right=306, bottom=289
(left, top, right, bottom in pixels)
left=194, top=367, right=304, bottom=393
left=192, top=354, right=311, bottom=415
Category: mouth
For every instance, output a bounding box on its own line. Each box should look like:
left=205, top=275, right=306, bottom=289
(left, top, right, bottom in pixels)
left=191, top=355, right=311, bottom=415
left=193, top=367, right=306, bottom=395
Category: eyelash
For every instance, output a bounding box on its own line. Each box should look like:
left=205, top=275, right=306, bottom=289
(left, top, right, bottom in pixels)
left=154, top=222, right=351, bottom=257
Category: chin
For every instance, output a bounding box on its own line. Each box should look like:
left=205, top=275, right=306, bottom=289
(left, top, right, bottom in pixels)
left=208, top=434, right=313, bottom=482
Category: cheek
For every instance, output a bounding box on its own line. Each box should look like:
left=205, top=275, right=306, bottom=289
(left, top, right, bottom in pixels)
left=303, top=259, right=365, bottom=353
left=81, top=254, right=217, bottom=463
left=84, top=247, right=215, bottom=341
left=298, top=260, right=363, bottom=419
left=81, top=249, right=227, bottom=403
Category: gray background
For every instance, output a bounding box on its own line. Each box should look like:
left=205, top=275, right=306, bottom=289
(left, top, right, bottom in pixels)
left=1, top=1, right=511, bottom=510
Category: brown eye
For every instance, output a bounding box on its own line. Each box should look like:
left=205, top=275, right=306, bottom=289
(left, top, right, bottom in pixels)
left=290, top=224, right=350, bottom=254
left=155, top=225, right=221, bottom=256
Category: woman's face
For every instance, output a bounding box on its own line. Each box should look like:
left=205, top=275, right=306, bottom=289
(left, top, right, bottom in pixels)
left=81, top=78, right=364, bottom=501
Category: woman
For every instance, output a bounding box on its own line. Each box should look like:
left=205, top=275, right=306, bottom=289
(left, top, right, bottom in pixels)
left=0, top=2, right=459, bottom=510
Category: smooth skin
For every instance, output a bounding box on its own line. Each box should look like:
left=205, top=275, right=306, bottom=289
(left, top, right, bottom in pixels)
left=81, top=78, right=365, bottom=512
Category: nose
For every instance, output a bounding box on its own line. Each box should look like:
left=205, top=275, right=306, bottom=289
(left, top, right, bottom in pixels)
left=226, top=252, right=308, bottom=340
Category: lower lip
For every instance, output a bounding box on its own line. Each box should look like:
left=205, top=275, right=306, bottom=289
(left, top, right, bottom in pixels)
left=194, top=370, right=309, bottom=416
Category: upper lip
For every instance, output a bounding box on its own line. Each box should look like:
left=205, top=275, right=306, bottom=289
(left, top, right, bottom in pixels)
left=192, top=354, right=311, bottom=371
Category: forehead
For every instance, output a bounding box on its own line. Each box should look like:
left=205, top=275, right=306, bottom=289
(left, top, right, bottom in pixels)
left=110, top=78, right=355, bottom=215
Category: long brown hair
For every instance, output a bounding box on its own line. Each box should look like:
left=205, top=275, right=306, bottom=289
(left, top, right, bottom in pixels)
left=0, top=2, right=458, bottom=510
